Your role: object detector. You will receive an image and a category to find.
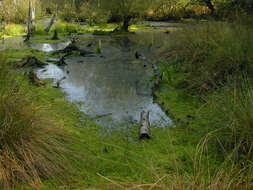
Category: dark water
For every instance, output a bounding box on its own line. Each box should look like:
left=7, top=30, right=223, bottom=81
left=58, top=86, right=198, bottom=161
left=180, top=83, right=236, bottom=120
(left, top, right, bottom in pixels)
left=12, top=29, right=175, bottom=127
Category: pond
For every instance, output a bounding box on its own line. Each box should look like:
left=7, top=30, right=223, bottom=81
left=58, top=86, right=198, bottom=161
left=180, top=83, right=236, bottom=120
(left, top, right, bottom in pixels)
left=4, top=27, right=175, bottom=128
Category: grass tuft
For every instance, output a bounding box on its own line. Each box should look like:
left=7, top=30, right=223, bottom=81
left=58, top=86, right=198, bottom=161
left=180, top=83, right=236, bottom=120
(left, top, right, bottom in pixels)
left=0, top=55, right=76, bottom=189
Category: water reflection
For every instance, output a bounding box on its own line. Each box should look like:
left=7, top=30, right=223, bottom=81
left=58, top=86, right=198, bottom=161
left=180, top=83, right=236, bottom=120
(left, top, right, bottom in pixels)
left=27, top=41, right=70, bottom=52
left=37, top=30, right=174, bottom=127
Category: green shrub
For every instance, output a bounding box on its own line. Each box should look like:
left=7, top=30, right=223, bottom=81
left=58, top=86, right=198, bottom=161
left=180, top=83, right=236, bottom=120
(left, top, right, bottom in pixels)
left=52, top=22, right=82, bottom=34
left=33, top=24, right=47, bottom=35
left=4, top=24, right=26, bottom=36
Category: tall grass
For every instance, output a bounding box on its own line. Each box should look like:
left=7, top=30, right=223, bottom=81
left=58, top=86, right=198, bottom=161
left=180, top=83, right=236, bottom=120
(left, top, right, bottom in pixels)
left=203, top=76, right=253, bottom=160
left=95, top=133, right=253, bottom=190
left=165, top=21, right=253, bottom=94
left=0, top=55, right=75, bottom=189
left=149, top=20, right=253, bottom=190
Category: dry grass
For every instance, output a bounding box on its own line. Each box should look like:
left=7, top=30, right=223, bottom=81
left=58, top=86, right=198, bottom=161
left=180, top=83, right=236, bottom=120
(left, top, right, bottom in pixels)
left=0, top=56, right=75, bottom=189
left=0, top=94, right=72, bottom=189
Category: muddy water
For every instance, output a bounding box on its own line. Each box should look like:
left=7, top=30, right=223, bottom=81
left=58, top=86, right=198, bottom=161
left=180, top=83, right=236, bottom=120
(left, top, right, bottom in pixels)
left=34, top=30, right=173, bottom=127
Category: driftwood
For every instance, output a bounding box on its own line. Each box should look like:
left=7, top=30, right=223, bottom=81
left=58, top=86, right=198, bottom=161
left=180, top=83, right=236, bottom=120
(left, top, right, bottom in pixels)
left=94, top=113, right=113, bottom=120
left=45, top=11, right=57, bottom=33
left=12, top=56, right=47, bottom=68
left=139, top=110, right=151, bottom=139
left=135, top=51, right=161, bottom=97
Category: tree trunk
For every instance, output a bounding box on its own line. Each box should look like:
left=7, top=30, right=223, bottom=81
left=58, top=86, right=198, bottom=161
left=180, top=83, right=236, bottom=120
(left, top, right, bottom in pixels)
left=45, top=11, right=57, bottom=33
left=51, top=29, right=59, bottom=40
left=139, top=110, right=151, bottom=139
left=203, top=0, right=215, bottom=14
left=31, top=3, right=36, bottom=31
left=25, top=0, right=32, bottom=41
left=122, top=16, right=131, bottom=31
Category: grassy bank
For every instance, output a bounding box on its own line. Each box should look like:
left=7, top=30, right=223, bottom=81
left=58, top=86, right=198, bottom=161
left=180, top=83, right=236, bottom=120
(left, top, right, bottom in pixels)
left=0, top=49, right=219, bottom=189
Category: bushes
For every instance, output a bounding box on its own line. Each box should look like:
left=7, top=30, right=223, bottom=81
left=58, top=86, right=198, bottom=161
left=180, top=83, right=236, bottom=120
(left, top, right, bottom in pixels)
left=33, top=22, right=83, bottom=35
left=165, top=21, right=253, bottom=94
left=53, top=22, right=83, bottom=34
left=33, top=24, right=47, bottom=35
left=0, top=55, right=74, bottom=189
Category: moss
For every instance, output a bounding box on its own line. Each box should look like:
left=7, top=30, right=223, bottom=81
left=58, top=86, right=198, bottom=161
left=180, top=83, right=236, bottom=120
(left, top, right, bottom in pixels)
left=3, top=49, right=47, bottom=63
left=129, top=24, right=151, bottom=31
left=51, top=21, right=84, bottom=34
left=84, top=23, right=118, bottom=33
left=33, top=24, right=48, bottom=36
left=5, top=24, right=26, bottom=36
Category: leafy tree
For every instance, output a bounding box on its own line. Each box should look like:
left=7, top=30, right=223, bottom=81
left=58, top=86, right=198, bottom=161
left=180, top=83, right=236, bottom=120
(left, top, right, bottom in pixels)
left=190, top=0, right=215, bottom=14
left=97, top=0, right=151, bottom=31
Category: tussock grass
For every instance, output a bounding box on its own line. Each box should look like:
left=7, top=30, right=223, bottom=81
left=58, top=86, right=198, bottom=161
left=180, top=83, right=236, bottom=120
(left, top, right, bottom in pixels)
left=0, top=56, right=76, bottom=189
left=203, top=77, right=253, bottom=160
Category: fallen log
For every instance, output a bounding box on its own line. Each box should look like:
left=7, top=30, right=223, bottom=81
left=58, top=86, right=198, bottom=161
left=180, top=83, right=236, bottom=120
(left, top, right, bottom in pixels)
left=52, top=42, right=93, bottom=57
left=139, top=110, right=151, bottom=139
left=12, top=56, right=47, bottom=68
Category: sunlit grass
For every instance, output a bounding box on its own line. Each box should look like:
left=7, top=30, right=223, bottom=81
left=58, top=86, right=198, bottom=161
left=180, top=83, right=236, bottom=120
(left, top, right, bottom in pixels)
left=0, top=24, right=26, bottom=38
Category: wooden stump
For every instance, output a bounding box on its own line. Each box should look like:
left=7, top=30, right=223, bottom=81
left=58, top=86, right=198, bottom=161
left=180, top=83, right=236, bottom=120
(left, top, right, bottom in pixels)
left=51, top=29, right=59, bottom=40
left=139, top=110, right=151, bottom=139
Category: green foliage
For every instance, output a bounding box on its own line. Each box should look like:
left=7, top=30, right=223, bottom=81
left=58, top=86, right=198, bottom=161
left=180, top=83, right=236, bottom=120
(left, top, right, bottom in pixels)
left=77, top=1, right=111, bottom=24
left=0, top=0, right=42, bottom=24
left=51, top=22, right=83, bottom=34
left=4, top=24, right=26, bottom=36
left=33, top=24, right=47, bottom=35
left=59, top=2, right=78, bottom=22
